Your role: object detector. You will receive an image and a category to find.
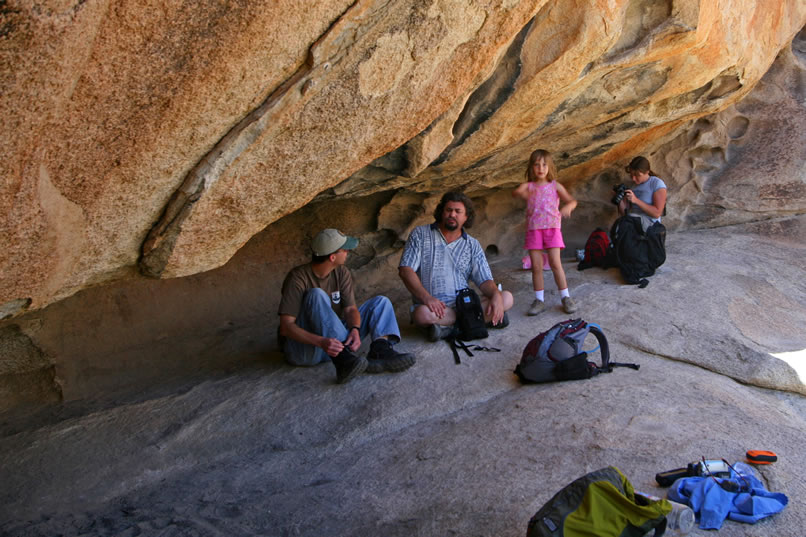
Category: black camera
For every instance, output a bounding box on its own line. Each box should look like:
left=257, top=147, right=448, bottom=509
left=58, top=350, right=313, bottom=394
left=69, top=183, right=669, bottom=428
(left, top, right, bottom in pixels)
left=611, top=184, right=629, bottom=205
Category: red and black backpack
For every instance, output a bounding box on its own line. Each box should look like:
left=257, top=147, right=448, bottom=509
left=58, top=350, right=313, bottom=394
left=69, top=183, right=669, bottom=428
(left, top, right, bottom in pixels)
left=577, top=227, right=614, bottom=270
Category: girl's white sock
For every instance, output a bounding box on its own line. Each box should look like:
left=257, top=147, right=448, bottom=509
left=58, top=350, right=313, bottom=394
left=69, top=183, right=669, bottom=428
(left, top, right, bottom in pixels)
left=535, top=290, right=544, bottom=301
left=560, top=288, right=570, bottom=298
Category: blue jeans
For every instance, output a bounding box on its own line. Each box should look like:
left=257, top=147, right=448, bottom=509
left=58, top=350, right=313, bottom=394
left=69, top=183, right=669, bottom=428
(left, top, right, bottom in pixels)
left=284, top=288, right=401, bottom=366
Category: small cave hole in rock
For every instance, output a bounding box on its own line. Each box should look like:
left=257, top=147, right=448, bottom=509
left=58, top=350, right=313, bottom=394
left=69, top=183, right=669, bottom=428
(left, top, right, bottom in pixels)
left=727, top=116, right=750, bottom=139
left=485, top=244, right=499, bottom=257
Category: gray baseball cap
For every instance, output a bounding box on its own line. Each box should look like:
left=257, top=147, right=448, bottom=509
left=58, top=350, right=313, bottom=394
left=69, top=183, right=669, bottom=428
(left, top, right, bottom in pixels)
left=311, top=228, right=359, bottom=256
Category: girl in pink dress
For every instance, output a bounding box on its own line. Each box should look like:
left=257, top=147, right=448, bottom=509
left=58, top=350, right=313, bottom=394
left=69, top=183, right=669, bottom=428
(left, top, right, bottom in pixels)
left=513, top=149, right=578, bottom=315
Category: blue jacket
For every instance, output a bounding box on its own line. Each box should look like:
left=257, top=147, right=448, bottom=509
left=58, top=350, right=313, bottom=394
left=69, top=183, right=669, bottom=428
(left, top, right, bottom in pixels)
left=668, top=462, right=788, bottom=530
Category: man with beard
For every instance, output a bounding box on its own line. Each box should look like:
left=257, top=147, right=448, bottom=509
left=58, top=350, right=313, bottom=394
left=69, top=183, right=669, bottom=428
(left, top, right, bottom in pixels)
left=398, top=191, right=514, bottom=341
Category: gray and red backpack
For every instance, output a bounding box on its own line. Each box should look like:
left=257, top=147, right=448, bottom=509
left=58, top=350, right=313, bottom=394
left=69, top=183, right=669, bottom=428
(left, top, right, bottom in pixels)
left=515, top=319, right=639, bottom=383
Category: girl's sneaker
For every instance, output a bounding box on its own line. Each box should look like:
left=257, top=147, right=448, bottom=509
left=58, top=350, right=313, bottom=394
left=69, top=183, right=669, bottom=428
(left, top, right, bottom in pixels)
left=562, top=296, right=578, bottom=314
left=527, top=299, right=546, bottom=316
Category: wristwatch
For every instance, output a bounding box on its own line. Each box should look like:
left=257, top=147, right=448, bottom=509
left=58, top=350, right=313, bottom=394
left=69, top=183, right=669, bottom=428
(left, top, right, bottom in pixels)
left=349, top=326, right=360, bottom=333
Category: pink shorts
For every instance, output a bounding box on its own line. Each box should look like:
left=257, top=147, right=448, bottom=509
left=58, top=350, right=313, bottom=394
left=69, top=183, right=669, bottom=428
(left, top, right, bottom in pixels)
left=524, top=228, right=565, bottom=250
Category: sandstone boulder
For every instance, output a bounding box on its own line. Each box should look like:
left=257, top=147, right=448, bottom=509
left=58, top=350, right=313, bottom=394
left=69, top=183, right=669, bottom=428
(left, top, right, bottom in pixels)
left=2, top=1, right=805, bottom=317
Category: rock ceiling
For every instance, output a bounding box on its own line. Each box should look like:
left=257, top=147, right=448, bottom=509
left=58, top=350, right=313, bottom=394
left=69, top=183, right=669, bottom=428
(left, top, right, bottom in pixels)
left=2, top=0, right=805, bottom=316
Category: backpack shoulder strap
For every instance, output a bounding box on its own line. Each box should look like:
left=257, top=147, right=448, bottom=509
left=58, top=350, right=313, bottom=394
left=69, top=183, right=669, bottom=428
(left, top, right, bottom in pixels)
left=586, top=323, right=609, bottom=371
left=587, top=324, right=640, bottom=372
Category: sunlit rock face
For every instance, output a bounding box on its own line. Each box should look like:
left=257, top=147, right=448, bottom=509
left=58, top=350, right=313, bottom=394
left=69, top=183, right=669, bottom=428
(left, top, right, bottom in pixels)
left=2, top=0, right=806, bottom=319
left=564, top=29, right=806, bottom=242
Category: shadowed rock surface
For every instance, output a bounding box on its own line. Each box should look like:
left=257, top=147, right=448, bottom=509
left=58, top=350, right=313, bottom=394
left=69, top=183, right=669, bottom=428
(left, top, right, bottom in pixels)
left=1, top=3, right=806, bottom=535
left=1, top=217, right=805, bottom=536
left=3, top=33, right=804, bottom=413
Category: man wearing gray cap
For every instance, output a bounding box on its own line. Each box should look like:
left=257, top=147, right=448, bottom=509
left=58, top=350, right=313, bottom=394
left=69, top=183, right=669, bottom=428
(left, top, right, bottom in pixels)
left=278, top=228, right=415, bottom=384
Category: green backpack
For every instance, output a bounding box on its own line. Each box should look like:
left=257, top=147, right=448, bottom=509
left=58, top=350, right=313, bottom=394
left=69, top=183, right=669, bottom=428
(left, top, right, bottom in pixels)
left=527, top=467, right=672, bottom=537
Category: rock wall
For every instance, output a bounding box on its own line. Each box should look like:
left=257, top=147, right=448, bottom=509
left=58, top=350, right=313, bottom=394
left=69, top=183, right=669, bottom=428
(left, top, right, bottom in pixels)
left=566, top=27, right=806, bottom=239
left=2, top=2, right=806, bottom=411
left=2, top=1, right=805, bottom=316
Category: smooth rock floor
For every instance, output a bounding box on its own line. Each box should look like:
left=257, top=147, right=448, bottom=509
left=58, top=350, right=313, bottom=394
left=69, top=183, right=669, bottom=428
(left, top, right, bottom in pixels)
left=1, top=217, right=805, bottom=536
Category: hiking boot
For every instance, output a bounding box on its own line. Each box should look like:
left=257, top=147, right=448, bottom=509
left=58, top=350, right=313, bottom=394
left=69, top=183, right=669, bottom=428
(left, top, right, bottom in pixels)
left=527, top=299, right=546, bottom=316
left=331, top=348, right=367, bottom=384
left=366, top=339, right=415, bottom=374
left=562, top=296, right=579, bottom=314
left=487, top=312, right=509, bottom=329
left=427, top=323, right=454, bottom=342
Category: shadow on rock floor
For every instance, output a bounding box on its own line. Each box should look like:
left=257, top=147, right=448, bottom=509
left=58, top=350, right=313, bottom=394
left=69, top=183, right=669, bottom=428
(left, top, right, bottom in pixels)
left=1, top=217, right=805, bottom=536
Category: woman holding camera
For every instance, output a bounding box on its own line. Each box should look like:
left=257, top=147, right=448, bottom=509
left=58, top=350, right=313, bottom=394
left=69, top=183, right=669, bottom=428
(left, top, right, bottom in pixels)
left=618, top=156, right=667, bottom=224
left=608, top=156, right=669, bottom=285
